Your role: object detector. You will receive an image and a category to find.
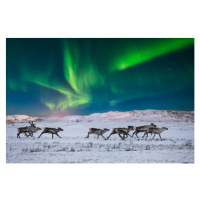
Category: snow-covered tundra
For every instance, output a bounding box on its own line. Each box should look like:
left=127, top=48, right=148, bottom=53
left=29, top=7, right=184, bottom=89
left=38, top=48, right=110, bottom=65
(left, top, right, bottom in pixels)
left=6, top=110, right=194, bottom=163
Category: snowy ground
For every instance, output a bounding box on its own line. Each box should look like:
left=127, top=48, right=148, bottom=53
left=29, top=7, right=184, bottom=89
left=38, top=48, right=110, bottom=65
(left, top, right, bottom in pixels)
left=6, top=120, right=194, bottom=163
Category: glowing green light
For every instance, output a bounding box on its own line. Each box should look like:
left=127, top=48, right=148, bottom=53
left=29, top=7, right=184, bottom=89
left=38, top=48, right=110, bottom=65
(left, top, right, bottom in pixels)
left=45, top=102, right=56, bottom=110
left=109, top=100, right=119, bottom=106
left=6, top=38, right=194, bottom=114
left=110, top=38, right=194, bottom=72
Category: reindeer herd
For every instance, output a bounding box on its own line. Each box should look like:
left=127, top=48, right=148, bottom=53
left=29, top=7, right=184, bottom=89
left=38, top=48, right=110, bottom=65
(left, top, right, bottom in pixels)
left=86, top=123, right=168, bottom=141
left=17, top=122, right=63, bottom=139
left=16, top=122, right=168, bottom=141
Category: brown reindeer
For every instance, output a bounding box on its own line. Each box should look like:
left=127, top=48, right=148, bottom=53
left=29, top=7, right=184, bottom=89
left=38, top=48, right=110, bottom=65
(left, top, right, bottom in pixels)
left=38, top=127, right=63, bottom=139
left=24, top=122, right=37, bottom=137
left=132, top=123, right=157, bottom=138
left=107, top=126, right=134, bottom=140
left=142, top=127, right=168, bottom=140
left=85, top=128, right=110, bottom=140
left=17, top=122, right=41, bottom=138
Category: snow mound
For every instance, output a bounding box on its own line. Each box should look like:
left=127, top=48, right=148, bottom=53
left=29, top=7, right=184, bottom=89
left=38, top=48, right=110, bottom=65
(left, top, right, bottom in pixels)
left=6, top=115, right=44, bottom=123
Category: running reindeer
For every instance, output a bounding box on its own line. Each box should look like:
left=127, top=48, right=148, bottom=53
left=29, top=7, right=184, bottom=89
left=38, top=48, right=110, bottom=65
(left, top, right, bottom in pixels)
left=142, top=127, right=168, bottom=140
left=17, top=121, right=42, bottom=138
left=85, top=128, right=110, bottom=140
left=132, top=123, right=157, bottom=138
left=38, top=127, right=64, bottom=139
left=107, top=126, right=134, bottom=140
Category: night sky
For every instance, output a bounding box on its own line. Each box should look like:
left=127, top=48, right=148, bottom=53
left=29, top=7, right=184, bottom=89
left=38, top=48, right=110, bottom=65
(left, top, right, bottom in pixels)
left=6, top=38, right=194, bottom=117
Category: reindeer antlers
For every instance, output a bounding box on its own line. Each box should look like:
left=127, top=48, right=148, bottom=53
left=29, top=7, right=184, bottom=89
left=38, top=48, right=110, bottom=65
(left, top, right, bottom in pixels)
left=29, top=121, right=36, bottom=126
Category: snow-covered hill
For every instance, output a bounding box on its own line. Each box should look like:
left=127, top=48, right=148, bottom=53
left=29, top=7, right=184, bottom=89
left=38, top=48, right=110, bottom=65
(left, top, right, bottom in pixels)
left=6, top=110, right=194, bottom=123
left=62, top=110, right=194, bottom=123
left=6, top=115, right=44, bottom=123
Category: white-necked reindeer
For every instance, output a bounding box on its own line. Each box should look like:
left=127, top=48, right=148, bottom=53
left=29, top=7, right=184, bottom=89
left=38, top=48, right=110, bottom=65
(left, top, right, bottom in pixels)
left=38, top=127, right=64, bottom=139
left=142, top=127, right=168, bottom=140
left=17, top=122, right=42, bottom=138
left=107, top=126, right=134, bottom=140
left=132, top=123, right=157, bottom=138
left=85, top=128, right=110, bottom=140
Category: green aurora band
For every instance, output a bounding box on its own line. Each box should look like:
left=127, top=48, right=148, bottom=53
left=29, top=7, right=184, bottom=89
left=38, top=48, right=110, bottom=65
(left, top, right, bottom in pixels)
left=6, top=38, right=194, bottom=116
left=110, top=38, right=193, bottom=72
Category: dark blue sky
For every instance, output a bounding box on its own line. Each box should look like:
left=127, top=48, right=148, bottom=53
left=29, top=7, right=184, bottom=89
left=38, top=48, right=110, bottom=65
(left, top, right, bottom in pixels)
left=6, top=38, right=194, bottom=116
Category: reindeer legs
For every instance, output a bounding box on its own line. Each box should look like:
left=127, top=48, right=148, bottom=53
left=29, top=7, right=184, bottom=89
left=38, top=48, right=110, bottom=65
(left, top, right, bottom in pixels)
left=118, top=133, right=125, bottom=140
left=133, top=131, right=139, bottom=138
left=123, top=132, right=131, bottom=139
left=107, top=132, right=116, bottom=140
left=17, top=132, right=31, bottom=138
left=85, top=132, right=90, bottom=138
left=24, top=132, right=29, bottom=137
left=159, top=134, right=162, bottom=141
left=142, top=131, right=148, bottom=139
left=126, top=133, right=132, bottom=137
left=122, top=133, right=128, bottom=138
left=17, top=132, right=21, bottom=138
left=38, top=132, right=44, bottom=138
left=56, top=133, right=62, bottom=138
left=122, top=134, right=126, bottom=140
left=97, top=134, right=106, bottom=140
left=142, top=132, right=146, bottom=138
left=100, top=134, right=107, bottom=140
left=30, top=131, right=34, bottom=137
left=132, top=131, right=136, bottom=137
left=26, top=131, right=33, bottom=137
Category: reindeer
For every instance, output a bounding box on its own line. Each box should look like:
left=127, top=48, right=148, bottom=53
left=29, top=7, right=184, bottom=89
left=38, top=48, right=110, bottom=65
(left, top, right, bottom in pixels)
left=142, top=127, right=168, bottom=140
left=17, top=122, right=42, bottom=138
left=132, top=123, right=157, bottom=138
left=107, top=126, right=134, bottom=140
left=38, top=127, right=63, bottom=139
left=118, top=126, right=134, bottom=139
left=85, top=128, right=110, bottom=140
left=24, top=121, right=37, bottom=137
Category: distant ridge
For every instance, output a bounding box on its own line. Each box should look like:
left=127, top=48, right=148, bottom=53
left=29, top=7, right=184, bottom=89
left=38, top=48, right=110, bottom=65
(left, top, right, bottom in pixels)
left=6, top=115, right=44, bottom=123
left=62, top=109, right=194, bottom=123
left=6, top=110, right=194, bottom=123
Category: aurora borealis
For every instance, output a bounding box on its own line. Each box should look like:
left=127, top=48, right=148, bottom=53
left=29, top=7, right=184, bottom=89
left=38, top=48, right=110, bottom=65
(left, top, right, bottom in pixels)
left=6, top=38, right=194, bottom=116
